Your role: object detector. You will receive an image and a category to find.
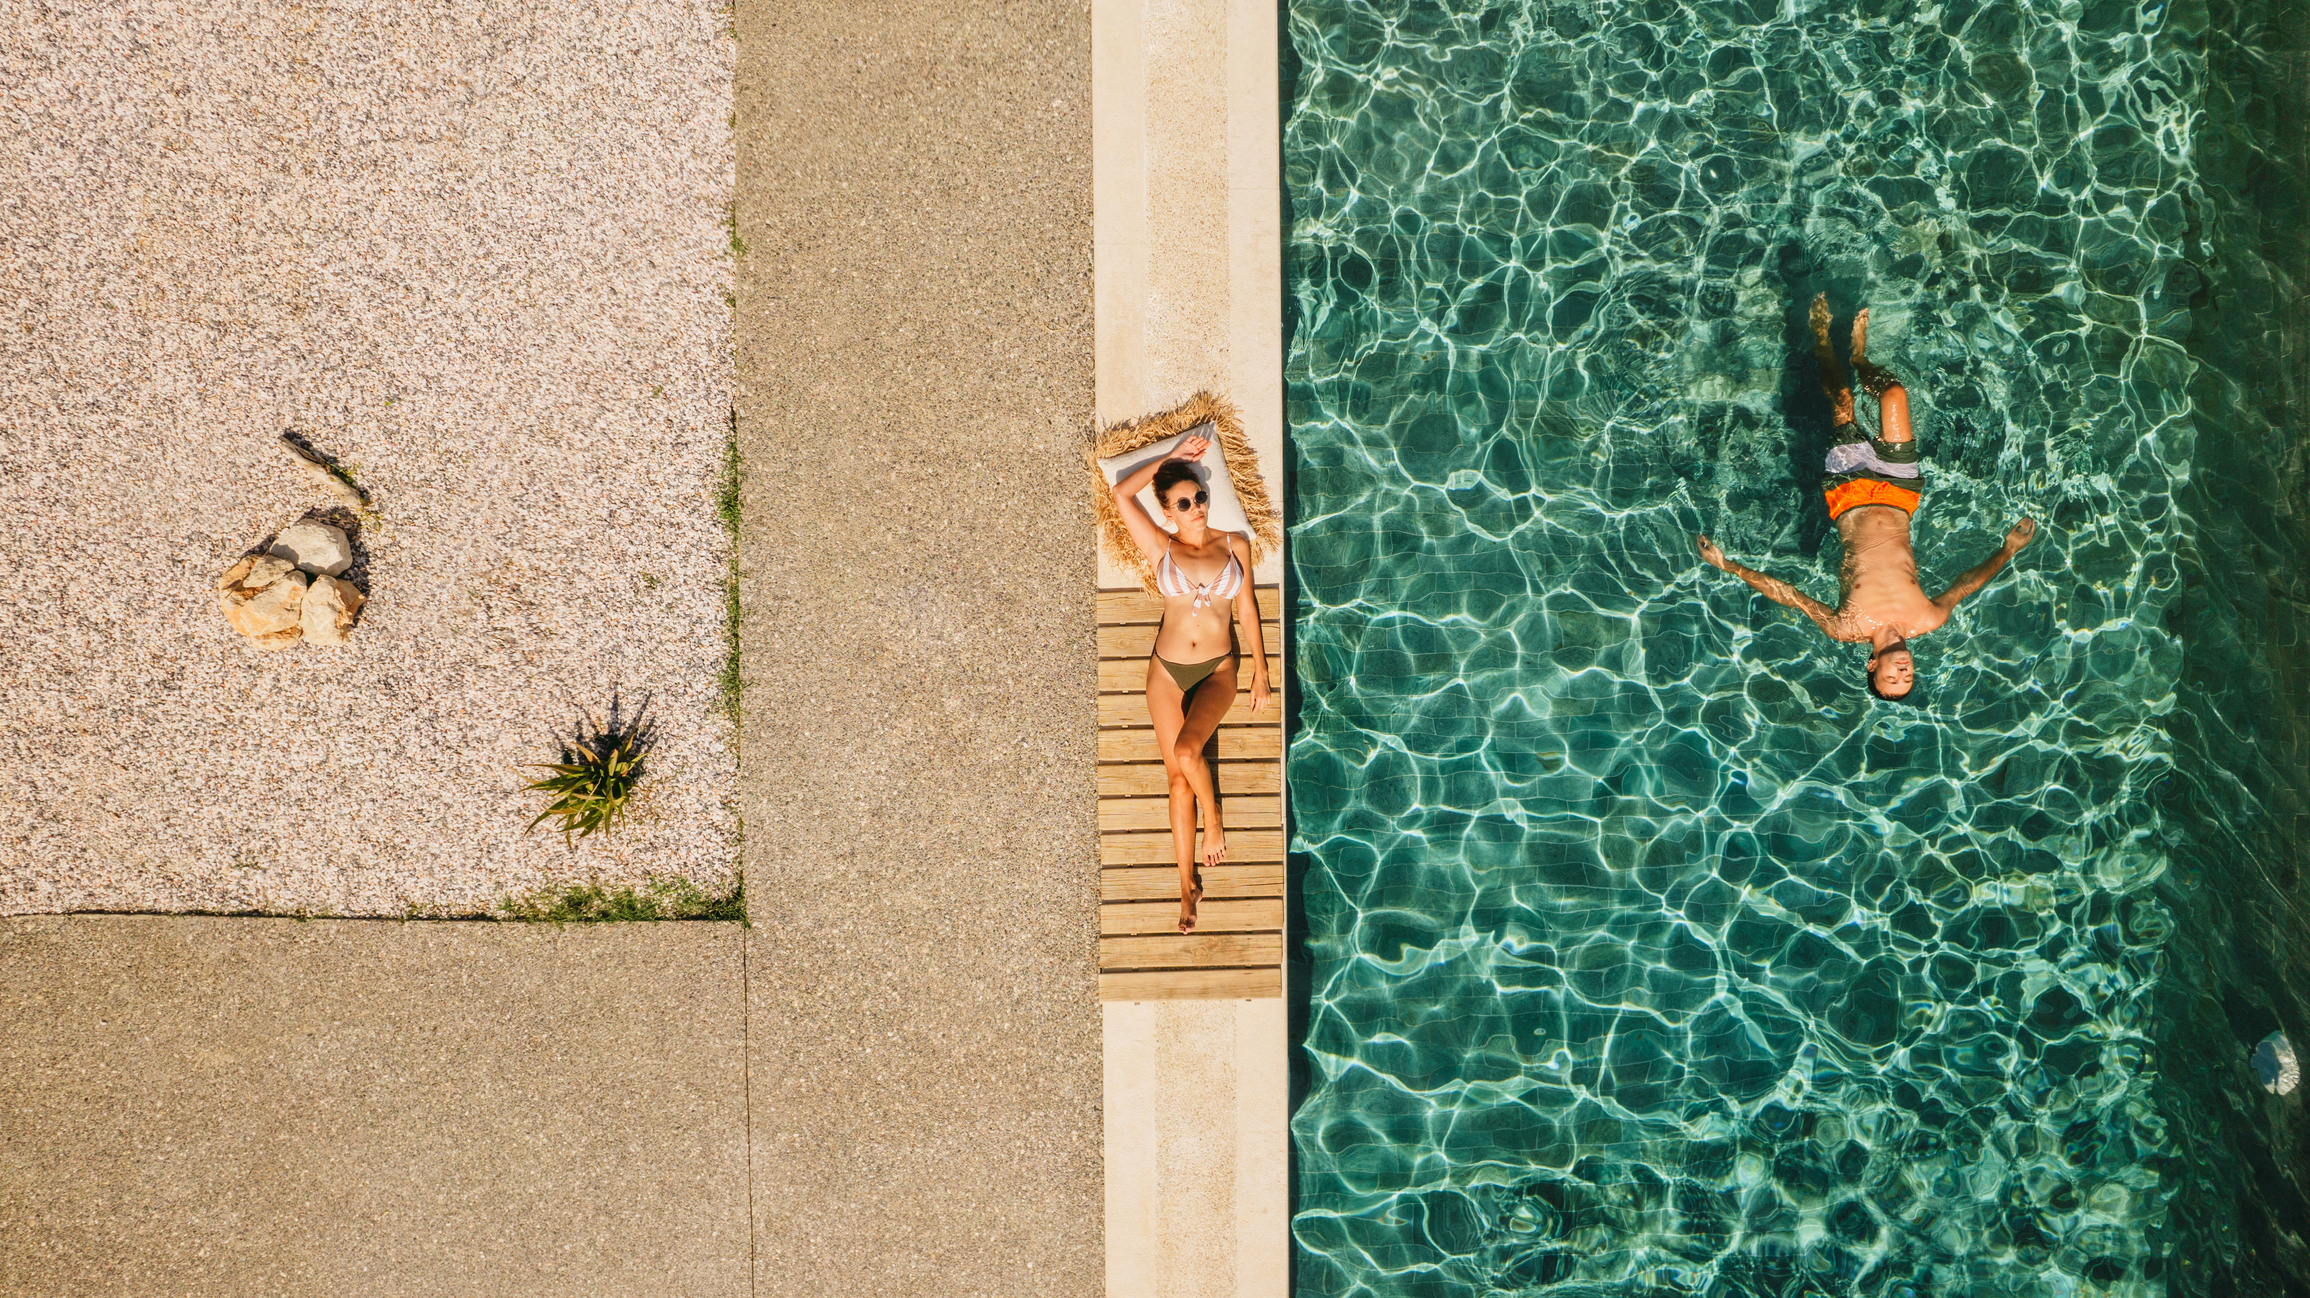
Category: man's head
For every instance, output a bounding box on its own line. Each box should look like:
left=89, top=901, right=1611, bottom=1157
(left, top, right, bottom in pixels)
left=1868, top=640, right=1915, bottom=700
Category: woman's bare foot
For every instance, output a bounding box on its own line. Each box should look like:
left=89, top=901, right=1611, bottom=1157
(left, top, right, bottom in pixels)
left=1851, top=305, right=1871, bottom=364
left=1810, top=291, right=1833, bottom=351
left=1202, top=824, right=1227, bottom=870
left=1178, top=881, right=1203, bottom=933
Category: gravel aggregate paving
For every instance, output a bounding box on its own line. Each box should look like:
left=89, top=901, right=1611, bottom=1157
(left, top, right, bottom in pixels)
left=0, top=0, right=737, bottom=915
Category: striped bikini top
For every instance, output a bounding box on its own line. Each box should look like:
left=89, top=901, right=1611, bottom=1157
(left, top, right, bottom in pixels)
left=1156, top=541, right=1243, bottom=612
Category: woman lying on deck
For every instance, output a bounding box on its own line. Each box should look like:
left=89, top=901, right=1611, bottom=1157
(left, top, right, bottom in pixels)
left=1111, top=435, right=1271, bottom=933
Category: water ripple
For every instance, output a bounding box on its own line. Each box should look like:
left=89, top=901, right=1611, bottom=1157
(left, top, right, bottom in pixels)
left=1285, top=0, right=2198, bottom=1293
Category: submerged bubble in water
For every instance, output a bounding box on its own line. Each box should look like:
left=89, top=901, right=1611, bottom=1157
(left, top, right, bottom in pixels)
left=2252, top=1032, right=2299, bottom=1095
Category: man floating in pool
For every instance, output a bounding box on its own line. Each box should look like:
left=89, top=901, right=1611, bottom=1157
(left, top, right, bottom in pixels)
left=1694, top=294, right=2035, bottom=700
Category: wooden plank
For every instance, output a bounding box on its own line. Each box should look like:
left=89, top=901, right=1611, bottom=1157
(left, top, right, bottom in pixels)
left=1099, top=659, right=1152, bottom=693
left=1099, top=726, right=1280, bottom=763
left=1100, top=829, right=1285, bottom=866
left=1100, top=898, right=1285, bottom=936
left=1101, top=967, right=1283, bottom=1001
left=1099, top=622, right=1282, bottom=661
left=1099, top=585, right=1280, bottom=625
left=1099, top=932, right=1285, bottom=971
left=1099, top=761, right=1281, bottom=797
left=1100, top=691, right=1277, bottom=729
left=1101, top=863, right=1284, bottom=901
left=1099, top=794, right=1281, bottom=832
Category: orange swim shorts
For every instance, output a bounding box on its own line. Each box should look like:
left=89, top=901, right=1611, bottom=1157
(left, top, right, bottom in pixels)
left=1824, top=477, right=1920, bottom=520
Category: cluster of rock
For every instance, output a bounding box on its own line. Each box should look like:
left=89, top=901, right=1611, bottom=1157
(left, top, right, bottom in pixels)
left=218, top=519, right=367, bottom=649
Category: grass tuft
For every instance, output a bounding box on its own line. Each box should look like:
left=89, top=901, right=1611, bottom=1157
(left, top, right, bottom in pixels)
left=498, top=874, right=745, bottom=923
left=717, top=428, right=743, bottom=737
left=521, top=714, right=654, bottom=847
left=725, top=202, right=747, bottom=258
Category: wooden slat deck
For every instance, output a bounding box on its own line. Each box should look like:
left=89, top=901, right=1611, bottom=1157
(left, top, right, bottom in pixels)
left=1098, top=583, right=1286, bottom=1001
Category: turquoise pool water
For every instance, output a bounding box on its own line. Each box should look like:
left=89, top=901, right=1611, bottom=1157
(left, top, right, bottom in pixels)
left=1283, top=0, right=2310, bottom=1292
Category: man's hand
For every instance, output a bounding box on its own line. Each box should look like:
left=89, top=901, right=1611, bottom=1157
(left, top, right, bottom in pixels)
left=1935, top=518, right=2035, bottom=613
left=1695, top=535, right=1729, bottom=570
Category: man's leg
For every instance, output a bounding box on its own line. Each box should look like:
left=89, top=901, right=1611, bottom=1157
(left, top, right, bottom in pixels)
left=1810, top=293, right=1856, bottom=427
left=1851, top=307, right=1911, bottom=443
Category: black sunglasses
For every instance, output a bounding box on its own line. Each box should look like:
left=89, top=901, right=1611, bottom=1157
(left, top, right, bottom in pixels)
left=1167, top=489, right=1209, bottom=511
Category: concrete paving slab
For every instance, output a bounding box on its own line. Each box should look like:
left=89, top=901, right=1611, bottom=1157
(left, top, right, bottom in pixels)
left=0, top=917, right=749, bottom=1298
left=731, top=2, right=1103, bottom=1296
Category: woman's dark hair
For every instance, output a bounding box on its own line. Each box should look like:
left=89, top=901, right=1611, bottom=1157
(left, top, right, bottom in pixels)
left=1152, top=460, right=1202, bottom=508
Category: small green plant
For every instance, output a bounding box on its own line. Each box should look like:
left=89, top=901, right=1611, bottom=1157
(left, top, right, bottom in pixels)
left=640, top=571, right=660, bottom=589
left=498, top=874, right=744, bottom=922
left=725, top=202, right=747, bottom=258
left=522, top=714, right=654, bottom=846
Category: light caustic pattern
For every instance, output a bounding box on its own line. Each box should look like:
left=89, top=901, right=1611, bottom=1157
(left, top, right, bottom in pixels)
left=1285, top=0, right=2202, bottom=1293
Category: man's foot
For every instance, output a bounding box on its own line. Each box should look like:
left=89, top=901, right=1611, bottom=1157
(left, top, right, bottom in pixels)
left=1202, top=825, right=1227, bottom=870
left=1178, top=882, right=1203, bottom=933
left=1850, top=306, right=1902, bottom=399
left=1812, top=292, right=1854, bottom=424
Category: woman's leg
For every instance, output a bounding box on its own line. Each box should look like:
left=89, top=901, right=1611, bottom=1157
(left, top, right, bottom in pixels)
left=1145, top=658, right=1200, bottom=932
left=1850, top=307, right=1911, bottom=443
left=1172, top=656, right=1240, bottom=874
left=1810, top=292, right=1855, bottom=427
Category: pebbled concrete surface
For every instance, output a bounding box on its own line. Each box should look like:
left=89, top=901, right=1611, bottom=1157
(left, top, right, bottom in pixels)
left=733, top=1, right=1102, bottom=1295
left=0, top=917, right=750, bottom=1298
left=0, top=0, right=1102, bottom=1293
left=0, top=0, right=738, bottom=917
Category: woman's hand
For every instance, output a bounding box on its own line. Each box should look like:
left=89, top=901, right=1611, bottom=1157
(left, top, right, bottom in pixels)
left=1248, top=671, right=1271, bottom=714
left=1172, top=435, right=1211, bottom=462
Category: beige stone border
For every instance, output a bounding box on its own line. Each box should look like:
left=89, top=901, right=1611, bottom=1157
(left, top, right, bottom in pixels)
left=1094, top=0, right=1290, bottom=1294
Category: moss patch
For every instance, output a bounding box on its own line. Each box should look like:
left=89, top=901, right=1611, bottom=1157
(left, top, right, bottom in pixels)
left=498, top=874, right=745, bottom=923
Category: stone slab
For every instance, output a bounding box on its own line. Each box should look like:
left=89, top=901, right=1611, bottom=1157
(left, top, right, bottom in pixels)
left=1103, top=998, right=1288, bottom=1298
left=731, top=1, right=1104, bottom=1296
left=1094, top=0, right=1286, bottom=591
left=0, top=916, right=750, bottom=1298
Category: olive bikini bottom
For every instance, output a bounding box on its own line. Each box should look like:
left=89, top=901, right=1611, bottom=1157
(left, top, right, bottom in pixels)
left=1156, top=651, right=1232, bottom=693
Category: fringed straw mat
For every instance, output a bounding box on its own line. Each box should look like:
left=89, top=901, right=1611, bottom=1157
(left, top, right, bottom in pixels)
left=1087, top=391, right=1281, bottom=595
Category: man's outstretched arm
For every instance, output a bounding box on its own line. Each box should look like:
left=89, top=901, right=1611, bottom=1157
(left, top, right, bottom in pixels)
left=1696, top=535, right=1845, bottom=639
left=1932, top=518, right=2036, bottom=613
